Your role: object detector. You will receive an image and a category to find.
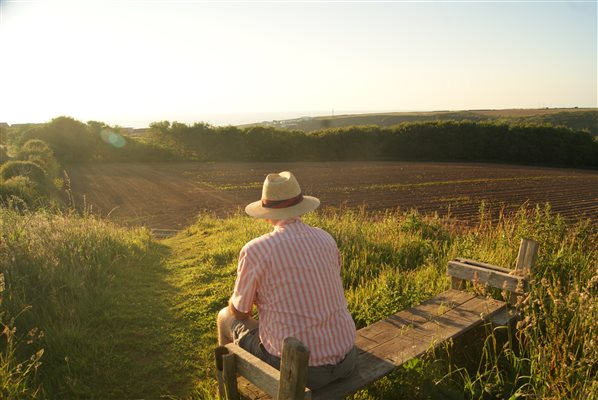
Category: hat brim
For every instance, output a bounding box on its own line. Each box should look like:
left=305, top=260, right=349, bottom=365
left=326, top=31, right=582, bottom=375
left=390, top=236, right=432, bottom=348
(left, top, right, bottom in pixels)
left=245, top=196, right=320, bottom=219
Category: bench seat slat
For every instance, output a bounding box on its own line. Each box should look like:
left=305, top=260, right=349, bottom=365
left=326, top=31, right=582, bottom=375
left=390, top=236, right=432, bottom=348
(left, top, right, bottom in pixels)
left=356, top=289, right=476, bottom=352
left=357, top=289, right=474, bottom=337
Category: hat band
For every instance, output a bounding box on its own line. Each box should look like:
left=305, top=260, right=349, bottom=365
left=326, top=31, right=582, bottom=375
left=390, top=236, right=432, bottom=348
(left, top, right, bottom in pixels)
left=261, top=193, right=304, bottom=209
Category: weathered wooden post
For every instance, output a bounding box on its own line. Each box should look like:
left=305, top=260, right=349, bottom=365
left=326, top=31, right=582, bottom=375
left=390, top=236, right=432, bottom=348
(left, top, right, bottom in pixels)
left=511, top=238, right=538, bottom=305
left=215, top=346, right=227, bottom=399
left=277, top=337, right=310, bottom=400
left=515, top=238, right=538, bottom=276
left=223, top=352, right=240, bottom=400
left=215, top=346, right=240, bottom=400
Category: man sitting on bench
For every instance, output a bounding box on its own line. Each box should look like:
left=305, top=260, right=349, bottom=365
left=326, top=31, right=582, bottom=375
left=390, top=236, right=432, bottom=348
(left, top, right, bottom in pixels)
left=217, top=171, right=357, bottom=389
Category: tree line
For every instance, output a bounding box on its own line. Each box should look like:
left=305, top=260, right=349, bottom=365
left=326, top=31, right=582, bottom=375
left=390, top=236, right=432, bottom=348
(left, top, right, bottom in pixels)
left=148, top=119, right=597, bottom=167
left=2, top=116, right=597, bottom=169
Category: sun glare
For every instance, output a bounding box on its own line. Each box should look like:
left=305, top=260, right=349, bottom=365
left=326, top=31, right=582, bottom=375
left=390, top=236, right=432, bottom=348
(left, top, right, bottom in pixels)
left=0, top=0, right=595, bottom=127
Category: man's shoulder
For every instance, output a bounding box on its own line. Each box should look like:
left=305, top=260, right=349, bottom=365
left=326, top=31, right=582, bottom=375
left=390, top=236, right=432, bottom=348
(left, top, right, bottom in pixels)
left=242, top=231, right=277, bottom=253
left=304, top=224, right=336, bottom=243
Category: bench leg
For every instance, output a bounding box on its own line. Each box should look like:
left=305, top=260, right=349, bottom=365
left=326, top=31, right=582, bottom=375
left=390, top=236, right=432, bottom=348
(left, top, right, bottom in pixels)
left=215, top=346, right=240, bottom=400
left=277, top=337, right=309, bottom=400
left=223, top=353, right=240, bottom=400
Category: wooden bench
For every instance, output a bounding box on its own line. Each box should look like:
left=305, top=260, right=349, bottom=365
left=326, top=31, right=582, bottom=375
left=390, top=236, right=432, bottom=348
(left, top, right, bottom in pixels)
left=214, top=238, right=538, bottom=400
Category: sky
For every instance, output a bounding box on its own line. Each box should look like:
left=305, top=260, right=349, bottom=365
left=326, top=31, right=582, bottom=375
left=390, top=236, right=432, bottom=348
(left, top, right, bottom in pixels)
left=0, top=0, right=596, bottom=128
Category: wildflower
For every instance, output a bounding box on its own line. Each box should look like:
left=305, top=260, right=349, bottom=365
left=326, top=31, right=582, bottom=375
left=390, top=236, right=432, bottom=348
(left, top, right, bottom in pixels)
left=541, top=278, right=549, bottom=287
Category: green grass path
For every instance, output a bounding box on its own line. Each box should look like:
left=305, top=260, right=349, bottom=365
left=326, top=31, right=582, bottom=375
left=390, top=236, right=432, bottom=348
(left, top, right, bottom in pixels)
left=99, top=217, right=267, bottom=399
left=81, top=240, right=206, bottom=399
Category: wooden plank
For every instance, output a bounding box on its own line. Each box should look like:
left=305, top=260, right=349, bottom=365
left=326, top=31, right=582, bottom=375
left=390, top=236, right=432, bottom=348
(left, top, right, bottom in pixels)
left=510, top=238, right=538, bottom=305
left=385, top=289, right=476, bottom=325
left=515, top=238, right=538, bottom=276
left=447, top=260, right=527, bottom=293
left=357, top=322, right=413, bottom=352
left=488, top=307, right=518, bottom=326
left=354, top=335, right=378, bottom=352
left=357, top=290, right=475, bottom=341
left=225, top=343, right=312, bottom=400
left=451, top=276, right=465, bottom=290
left=237, top=376, right=271, bottom=400
left=215, top=346, right=229, bottom=400
left=370, top=296, right=505, bottom=365
left=454, top=258, right=513, bottom=274
left=311, top=350, right=396, bottom=400
left=311, top=296, right=506, bottom=400
left=223, top=353, right=240, bottom=400
left=356, top=290, right=475, bottom=351
left=278, top=337, right=311, bottom=400
left=225, top=344, right=282, bottom=399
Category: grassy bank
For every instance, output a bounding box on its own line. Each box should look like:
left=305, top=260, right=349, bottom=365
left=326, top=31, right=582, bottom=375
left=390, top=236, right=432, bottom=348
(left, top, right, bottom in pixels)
left=0, top=206, right=596, bottom=398
left=0, top=209, right=196, bottom=399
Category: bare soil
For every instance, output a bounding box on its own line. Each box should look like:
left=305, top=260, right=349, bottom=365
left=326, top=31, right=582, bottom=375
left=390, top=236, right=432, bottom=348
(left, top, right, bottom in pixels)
left=66, top=161, right=598, bottom=229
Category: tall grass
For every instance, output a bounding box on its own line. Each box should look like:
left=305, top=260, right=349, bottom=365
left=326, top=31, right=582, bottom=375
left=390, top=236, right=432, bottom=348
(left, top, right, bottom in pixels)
left=0, top=207, right=162, bottom=398
left=0, top=205, right=595, bottom=398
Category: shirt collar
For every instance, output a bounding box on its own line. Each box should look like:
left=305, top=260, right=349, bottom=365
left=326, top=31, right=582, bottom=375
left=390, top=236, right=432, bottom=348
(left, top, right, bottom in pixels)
left=273, top=218, right=301, bottom=231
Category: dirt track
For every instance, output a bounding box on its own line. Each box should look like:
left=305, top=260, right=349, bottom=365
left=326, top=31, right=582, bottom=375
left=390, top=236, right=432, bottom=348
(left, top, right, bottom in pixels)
left=66, top=161, right=598, bottom=229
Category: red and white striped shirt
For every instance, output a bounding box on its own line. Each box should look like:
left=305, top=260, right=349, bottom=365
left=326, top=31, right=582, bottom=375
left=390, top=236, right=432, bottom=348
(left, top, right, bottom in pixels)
left=231, top=219, right=356, bottom=366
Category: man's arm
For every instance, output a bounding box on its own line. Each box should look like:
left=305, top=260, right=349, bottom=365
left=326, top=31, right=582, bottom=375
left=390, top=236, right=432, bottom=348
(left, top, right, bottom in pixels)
left=228, top=298, right=251, bottom=320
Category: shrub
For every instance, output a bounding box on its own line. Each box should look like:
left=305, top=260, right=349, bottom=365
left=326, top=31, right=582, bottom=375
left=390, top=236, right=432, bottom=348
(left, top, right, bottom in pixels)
left=19, top=139, right=51, bottom=154
left=0, top=146, right=10, bottom=164
left=20, top=117, right=95, bottom=163
left=0, top=161, right=48, bottom=191
left=0, top=176, right=40, bottom=205
left=17, top=140, right=59, bottom=178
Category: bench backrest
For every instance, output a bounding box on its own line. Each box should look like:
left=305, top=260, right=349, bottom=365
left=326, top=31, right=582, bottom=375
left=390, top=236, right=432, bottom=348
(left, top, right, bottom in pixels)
left=447, top=238, right=538, bottom=303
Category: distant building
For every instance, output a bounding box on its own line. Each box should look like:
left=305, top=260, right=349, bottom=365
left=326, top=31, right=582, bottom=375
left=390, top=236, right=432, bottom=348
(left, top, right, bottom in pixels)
left=10, top=123, right=42, bottom=129
left=123, top=128, right=148, bottom=136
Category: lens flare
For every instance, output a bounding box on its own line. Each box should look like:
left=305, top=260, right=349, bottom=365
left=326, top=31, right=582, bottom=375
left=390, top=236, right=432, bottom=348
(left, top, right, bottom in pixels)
left=100, top=129, right=126, bottom=148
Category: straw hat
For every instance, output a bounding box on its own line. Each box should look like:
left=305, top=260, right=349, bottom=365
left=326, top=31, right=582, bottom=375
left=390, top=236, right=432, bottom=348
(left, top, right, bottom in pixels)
left=245, top=171, right=320, bottom=219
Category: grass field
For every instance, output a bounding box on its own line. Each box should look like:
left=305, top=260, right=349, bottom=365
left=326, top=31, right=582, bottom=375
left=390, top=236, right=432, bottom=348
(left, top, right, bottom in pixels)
left=1, top=204, right=596, bottom=399
left=65, top=161, right=598, bottom=230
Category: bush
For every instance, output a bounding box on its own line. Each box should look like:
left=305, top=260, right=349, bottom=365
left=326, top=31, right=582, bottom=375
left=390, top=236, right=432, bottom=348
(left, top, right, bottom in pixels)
left=20, top=117, right=95, bottom=163
left=0, top=176, right=40, bottom=205
left=0, top=161, right=48, bottom=191
left=19, top=139, right=51, bottom=154
left=17, top=140, right=59, bottom=178
left=0, top=146, right=9, bottom=164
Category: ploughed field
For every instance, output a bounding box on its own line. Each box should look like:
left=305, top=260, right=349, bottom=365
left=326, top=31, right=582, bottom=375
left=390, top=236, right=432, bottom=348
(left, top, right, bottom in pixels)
left=66, top=161, right=598, bottom=229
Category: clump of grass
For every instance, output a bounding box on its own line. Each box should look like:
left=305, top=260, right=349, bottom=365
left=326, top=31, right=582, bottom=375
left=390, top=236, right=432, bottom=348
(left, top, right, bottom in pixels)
left=0, top=310, right=44, bottom=400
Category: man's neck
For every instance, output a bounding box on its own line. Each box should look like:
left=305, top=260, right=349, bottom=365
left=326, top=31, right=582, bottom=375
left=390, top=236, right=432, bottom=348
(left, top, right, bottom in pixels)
left=272, top=218, right=300, bottom=229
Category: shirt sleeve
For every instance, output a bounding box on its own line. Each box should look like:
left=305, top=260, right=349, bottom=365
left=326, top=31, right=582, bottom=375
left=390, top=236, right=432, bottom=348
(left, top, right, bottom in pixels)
left=230, top=246, right=259, bottom=314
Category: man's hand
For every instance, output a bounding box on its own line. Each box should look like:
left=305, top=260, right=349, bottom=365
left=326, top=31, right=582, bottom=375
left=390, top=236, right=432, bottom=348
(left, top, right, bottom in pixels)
left=228, top=298, right=251, bottom=320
